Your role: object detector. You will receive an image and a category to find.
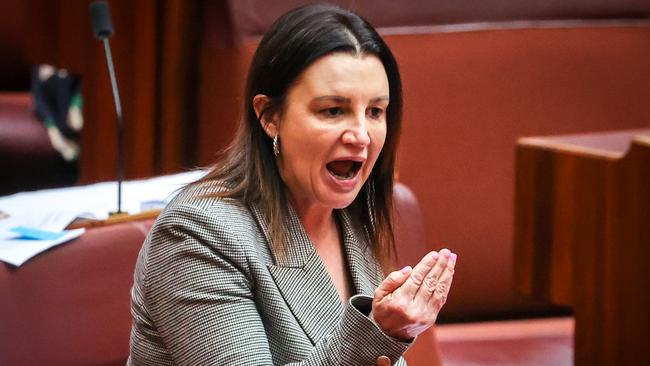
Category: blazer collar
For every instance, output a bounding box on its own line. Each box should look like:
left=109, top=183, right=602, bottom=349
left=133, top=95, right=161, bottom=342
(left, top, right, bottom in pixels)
left=249, top=202, right=381, bottom=344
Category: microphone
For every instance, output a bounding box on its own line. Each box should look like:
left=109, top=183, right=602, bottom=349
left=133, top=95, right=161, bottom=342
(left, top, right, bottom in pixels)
left=89, top=1, right=125, bottom=215
left=89, top=1, right=114, bottom=39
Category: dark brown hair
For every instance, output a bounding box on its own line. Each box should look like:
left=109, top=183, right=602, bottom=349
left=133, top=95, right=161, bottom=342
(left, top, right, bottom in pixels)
left=199, top=3, right=403, bottom=272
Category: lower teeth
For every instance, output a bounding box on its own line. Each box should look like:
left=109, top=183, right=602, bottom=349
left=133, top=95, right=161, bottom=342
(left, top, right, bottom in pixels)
left=331, top=170, right=354, bottom=180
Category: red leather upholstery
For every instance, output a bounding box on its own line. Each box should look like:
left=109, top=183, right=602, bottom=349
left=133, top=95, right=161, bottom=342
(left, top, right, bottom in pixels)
left=0, top=219, right=154, bottom=366
left=393, top=182, right=573, bottom=366
left=393, top=182, right=430, bottom=267
left=394, top=182, right=443, bottom=366
left=437, top=317, right=573, bottom=366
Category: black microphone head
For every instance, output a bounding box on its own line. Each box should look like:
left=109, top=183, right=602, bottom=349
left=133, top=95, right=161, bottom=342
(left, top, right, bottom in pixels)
left=89, top=1, right=114, bottom=39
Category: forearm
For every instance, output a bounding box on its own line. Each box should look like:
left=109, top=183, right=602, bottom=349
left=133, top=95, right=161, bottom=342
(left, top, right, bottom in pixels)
left=286, top=295, right=409, bottom=366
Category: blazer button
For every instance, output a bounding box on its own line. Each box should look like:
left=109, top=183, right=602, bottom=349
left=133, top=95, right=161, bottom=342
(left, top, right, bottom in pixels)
left=376, top=355, right=391, bottom=366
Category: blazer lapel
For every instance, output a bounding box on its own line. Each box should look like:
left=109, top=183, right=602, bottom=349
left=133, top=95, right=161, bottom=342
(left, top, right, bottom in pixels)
left=249, top=203, right=343, bottom=345
left=338, top=210, right=384, bottom=296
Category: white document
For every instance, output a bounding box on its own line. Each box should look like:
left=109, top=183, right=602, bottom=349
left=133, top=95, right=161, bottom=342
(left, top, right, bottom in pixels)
left=0, top=228, right=85, bottom=267
left=0, top=211, right=79, bottom=236
left=0, top=170, right=204, bottom=224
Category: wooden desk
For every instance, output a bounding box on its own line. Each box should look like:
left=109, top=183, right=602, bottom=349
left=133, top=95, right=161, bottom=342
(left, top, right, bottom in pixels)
left=66, top=209, right=161, bottom=229
left=514, top=129, right=650, bottom=366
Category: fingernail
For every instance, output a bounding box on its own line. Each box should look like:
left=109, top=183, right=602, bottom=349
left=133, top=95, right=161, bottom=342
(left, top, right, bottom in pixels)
left=451, top=253, right=457, bottom=261
left=430, top=251, right=439, bottom=260
left=401, top=266, right=412, bottom=274
left=442, top=249, right=451, bottom=258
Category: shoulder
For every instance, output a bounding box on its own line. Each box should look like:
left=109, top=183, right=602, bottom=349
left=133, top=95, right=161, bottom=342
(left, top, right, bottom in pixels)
left=141, top=179, right=263, bottom=279
left=156, top=179, right=256, bottom=239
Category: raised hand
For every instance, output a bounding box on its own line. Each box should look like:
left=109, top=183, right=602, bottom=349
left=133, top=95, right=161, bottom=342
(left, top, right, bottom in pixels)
left=370, top=248, right=457, bottom=341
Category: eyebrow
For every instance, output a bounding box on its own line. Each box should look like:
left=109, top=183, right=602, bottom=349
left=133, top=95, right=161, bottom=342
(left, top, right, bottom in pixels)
left=312, top=95, right=390, bottom=103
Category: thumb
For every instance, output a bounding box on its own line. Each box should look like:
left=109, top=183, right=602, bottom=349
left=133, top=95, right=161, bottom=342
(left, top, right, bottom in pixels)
left=374, top=266, right=412, bottom=301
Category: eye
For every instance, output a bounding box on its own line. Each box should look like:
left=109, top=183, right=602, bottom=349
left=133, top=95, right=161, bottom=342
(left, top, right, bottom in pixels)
left=367, top=107, right=384, bottom=119
left=322, top=107, right=344, bottom=118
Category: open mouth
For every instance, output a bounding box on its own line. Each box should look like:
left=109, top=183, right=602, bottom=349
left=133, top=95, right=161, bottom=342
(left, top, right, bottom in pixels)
left=326, top=160, right=363, bottom=180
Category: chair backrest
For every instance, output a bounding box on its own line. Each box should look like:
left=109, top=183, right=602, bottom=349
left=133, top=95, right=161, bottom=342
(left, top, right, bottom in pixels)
left=393, top=182, right=443, bottom=366
left=0, top=219, right=154, bottom=366
left=393, top=182, right=429, bottom=268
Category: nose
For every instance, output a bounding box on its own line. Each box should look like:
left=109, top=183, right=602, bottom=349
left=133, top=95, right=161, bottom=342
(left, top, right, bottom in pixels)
left=341, top=112, right=371, bottom=147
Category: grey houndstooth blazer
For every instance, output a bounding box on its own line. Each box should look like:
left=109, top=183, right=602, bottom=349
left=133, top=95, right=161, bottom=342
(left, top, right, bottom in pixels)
left=127, top=180, right=410, bottom=365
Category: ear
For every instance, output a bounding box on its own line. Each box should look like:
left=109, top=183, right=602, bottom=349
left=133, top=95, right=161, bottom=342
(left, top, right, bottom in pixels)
left=252, top=94, right=279, bottom=139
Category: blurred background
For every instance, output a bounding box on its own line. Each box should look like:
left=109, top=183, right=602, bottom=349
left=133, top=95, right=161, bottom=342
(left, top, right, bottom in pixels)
left=1, top=1, right=649, bottom=365
left=2, top=0, right=650, bottom=321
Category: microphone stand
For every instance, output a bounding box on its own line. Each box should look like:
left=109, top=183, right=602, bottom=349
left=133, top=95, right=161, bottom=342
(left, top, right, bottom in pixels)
left=90, top=0, right=125, bottom=216
left=102, top=38, right=125, bottom=215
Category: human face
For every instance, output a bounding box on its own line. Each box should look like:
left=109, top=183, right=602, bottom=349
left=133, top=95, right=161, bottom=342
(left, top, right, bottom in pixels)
left=275, top=53, right=389, bottom=213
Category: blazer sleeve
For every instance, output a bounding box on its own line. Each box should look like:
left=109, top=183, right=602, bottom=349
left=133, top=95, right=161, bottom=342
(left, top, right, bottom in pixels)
left=142, top=203, right=410, bottom=365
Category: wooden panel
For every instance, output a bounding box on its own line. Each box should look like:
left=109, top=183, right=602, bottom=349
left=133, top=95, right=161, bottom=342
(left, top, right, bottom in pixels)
left=514, top=129, right=650, bottom=365
left=125, top=0, right=158, bottom=179
left=158, top=0, right=201, bottom=174
left=228, top=0, right=650, bottom=38
left=606, top=135, right=650, bottom=364
left=0, top=1, right=30, bottom=90
left=26, top=0, right=161, bottom=183
left=79, top=0, right=159, bottom=182
left=196, top=0, right=254, bottom=166
left=23, top=0, right=202, bottom=184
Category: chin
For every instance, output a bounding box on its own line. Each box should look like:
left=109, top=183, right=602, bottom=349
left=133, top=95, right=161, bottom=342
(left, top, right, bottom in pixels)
left=323, top=190, right=362, bottom=209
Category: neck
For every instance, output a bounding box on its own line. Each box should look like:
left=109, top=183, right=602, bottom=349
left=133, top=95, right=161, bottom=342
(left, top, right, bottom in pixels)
left=288, top=196, right=336, bottom=244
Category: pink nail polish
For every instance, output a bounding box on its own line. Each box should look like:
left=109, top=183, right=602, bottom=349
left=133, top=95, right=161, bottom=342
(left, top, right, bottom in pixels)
left=401, top=266, right=412, bottom=274
left=451, top=253, right=457, bottom=261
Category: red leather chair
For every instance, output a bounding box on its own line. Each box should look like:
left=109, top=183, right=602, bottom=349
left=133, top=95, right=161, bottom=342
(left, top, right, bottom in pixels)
left=0, top=219, right=154, bottom=366
left=393, top=182, right=444, bottom=365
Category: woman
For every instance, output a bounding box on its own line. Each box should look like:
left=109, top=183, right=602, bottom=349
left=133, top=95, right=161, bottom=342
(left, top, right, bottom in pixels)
left=128, top=4, right=456, bottom=365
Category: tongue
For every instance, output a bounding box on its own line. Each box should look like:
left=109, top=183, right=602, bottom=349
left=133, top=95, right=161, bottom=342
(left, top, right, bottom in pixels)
left=327, top=161, right=353, bottom=176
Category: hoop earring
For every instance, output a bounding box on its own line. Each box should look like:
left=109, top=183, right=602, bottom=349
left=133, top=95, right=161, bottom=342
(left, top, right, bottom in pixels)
left=273, top=135, right=280, bottom=157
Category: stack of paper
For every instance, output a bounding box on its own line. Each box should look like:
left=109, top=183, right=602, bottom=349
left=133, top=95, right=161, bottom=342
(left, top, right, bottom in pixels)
left=0, top=170, right=204, bottom=267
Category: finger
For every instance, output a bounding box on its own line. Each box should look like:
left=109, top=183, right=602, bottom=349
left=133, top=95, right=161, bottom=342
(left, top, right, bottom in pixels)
left=396, top=251, right=439, bottom=299
left=374, top=266, right=412, bottom=301
left=415, top=248, right=452, bottom=302
left=430, top=252, right=457, bottom=309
